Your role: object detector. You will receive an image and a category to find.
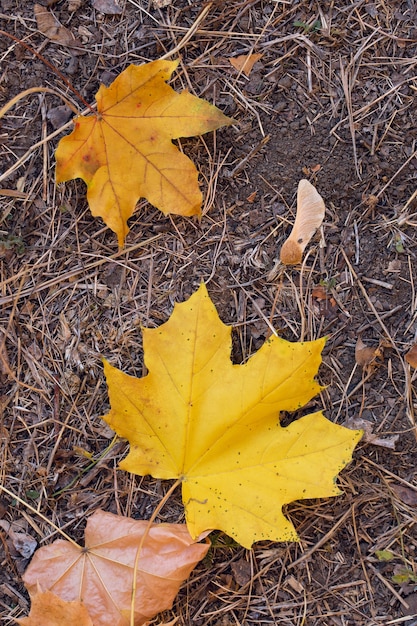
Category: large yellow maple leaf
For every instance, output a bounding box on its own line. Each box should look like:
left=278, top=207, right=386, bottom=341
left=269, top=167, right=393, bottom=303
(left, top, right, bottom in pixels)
left=102, top=284, right=362, bottom=548
left=55, top=60, right=233, bottom=246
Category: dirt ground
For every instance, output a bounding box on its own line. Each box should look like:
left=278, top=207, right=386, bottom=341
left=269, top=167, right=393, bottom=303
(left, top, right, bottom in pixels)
left=1, top=1, right=417, bottom=624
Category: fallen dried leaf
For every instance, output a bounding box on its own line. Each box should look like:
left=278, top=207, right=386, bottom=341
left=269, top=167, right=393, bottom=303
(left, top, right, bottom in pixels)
left=312, top=285, right=328, bottom=301
left=16, top=589, right=93, bottom=626
left=385, top=259, right=401, bottom=273
left=0, top=499, right=8, bottom=518
left=231, top=559, right=251, bottom=587
left=10, top=530, right=37, bottom=559
left=405, top=343, right=417, bottom=368
left=403, top=592, right=417, bottom=615
left=355, top=337, right=384, bottom=371
left=310, top=163, right=321, bottom=173
left=56, top=59, right=233, bottom=245
left=311, top=285, right=337, bottom=320
left=34, top=4, right=82, bottom=48
left=285, top=574, right=304, bottom=593
left=390, top=483, right=417, bottom=506
left=229, top=53, right=263, bottom=77
left=92, top=0, right=122, bottom=14
left=47, top=105, right=73, bottom=130
left=343, top=417, right=398, bottom=450
left=0, top=520, right=37, bottom=558
left=68, top=0, right=83, bottom=10
left=280, top=179, right=325, bottom=265
left=23, top=510, right=208, bottom=626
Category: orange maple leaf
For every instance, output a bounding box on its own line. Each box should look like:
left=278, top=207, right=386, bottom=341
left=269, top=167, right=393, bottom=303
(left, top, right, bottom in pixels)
left=229, top=53, right=263, bottom=76
left=56, top=59, right=233, bottom=245
left=22, top=510, right=209, bottom=626
left=102, top=284, right=362, bottom=548
left=16, top=589, right=93, bottom=626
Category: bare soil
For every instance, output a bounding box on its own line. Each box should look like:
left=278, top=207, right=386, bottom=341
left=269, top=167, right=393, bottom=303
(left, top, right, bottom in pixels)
left=1, top=1, right=417, bottom=625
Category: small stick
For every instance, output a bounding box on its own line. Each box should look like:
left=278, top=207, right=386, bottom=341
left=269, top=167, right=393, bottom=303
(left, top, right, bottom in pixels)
left=367, top=563, right=410, bottom=610
left=340, top=59, right=360, bottom=179
left=0, top=234, right=161, bottom=306
left=0, top=30, right=91, bottom=110
left=225, top=135, right=270, bottom=178
left=0, top=115, right=80, bottom=185
left=39, top=94, right=48, bottom=201
left=0, top=485, right=80, bottom=548
left=376, top=146, right=417, bottom=199
left=341, top=250, right=396, bottom=346
left=159, top=3, right=213, bottom=60
left=0, top=86, right=78, bottom=120
left=288, top=508, right=352, bottom=569
left=357, top=305, right=403, bottom=333
left=306, top=49, right=312, bottom=93
left=362, top=277, right=393, bottom=290
left=342, top=250, right=416, bottom=438
left=331, top=76, right=417, bottom=135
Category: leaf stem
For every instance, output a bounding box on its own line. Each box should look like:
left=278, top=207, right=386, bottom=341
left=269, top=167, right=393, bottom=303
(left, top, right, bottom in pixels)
left=130, top=479, right=182, bottom=626
left=0, top=87, right=79, bottom=120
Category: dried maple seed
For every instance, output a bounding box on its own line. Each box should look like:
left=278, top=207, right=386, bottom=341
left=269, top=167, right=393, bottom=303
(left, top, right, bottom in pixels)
left=280, top=179, right=325, bottom=265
